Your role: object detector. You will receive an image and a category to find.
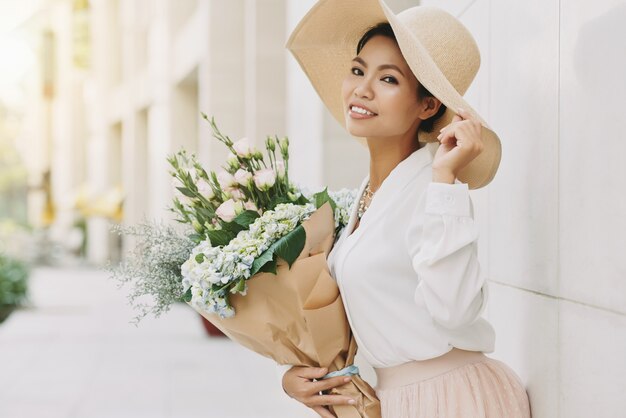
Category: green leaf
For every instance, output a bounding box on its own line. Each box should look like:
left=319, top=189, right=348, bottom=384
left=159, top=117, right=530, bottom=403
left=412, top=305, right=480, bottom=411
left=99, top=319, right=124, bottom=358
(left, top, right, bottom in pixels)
left=267, top=195, right=292, bottom=211
left=248, top=224, right=307, bottom=275
left=293, top=194, right=310, bottom=205
left=250, top=248, right=276, bottom=276
left=206, top=229, right=235, bottom=247
left=258, top=257, right=278, bottom=274
left=220, top=220, right=245, bottom=236
left=196, top=206, right=215, bottom=219
left=232, top=210, right=260, bottom=229
left=313, top=187, right=337, bottom=211
left=211, top=281, right=230, bottom=294
left=195, top=253, right=205, bottom=263
left=176, top=187, right=196, bottom=198
left=188, top=233, right=203, bottom=243
left=273, top=225, right=306, bottom=268
left=182, top=288, right=192, bottom=303
left=172, top=199, right=184, bottom=210
left=182, top=170, right=194, bottom=185
left=232, top=278, right=246, bottom=294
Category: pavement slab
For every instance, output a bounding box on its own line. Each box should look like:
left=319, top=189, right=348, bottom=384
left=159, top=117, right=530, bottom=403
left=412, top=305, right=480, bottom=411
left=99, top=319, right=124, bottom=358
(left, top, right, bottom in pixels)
left=0, top=266, right=317, bottom=418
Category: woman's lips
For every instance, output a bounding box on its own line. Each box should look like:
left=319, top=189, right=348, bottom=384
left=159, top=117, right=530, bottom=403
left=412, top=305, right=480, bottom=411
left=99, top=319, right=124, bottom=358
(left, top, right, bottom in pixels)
left=348, top=106, right=377, bottom=120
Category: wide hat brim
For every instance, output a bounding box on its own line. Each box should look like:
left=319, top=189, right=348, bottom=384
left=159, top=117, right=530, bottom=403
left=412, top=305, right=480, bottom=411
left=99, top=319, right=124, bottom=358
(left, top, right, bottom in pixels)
left=285, top=0, right=501, bottom=189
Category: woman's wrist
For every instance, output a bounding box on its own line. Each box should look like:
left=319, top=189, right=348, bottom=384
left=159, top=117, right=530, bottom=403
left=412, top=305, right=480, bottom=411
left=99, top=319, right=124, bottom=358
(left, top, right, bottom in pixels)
left=432, top=168, right=456, bottom=184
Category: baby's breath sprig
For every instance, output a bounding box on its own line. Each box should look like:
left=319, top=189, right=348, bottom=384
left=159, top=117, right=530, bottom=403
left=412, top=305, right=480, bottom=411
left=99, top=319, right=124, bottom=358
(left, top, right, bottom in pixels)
left=105, top=220, right=197, bottom=325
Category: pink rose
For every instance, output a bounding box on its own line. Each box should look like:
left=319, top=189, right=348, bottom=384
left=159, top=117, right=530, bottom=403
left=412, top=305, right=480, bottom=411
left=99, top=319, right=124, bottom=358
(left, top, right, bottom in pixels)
left=233, top=137, right=253, bottom=158
left=253, top=168, right=276, bottom=191
left=227, top=187, right=246, bottom=201
left=243, top=200, right=260, bottom=214
left=216, top=199, right=244, bottom=222
left=217, top=170, right=237, bottom=189
left=196, top=178, right=214, bottom=199
left=234, top=169, right=253, bottom=187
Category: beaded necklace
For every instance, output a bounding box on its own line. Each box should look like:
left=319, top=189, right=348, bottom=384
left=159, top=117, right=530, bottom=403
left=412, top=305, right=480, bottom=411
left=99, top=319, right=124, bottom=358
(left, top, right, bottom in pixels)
left=357, top=181, right=376, bottom=219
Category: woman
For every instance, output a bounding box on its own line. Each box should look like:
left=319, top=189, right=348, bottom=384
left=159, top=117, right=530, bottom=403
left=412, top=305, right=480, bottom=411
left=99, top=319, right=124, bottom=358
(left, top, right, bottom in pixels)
left=280, top=1, right=532, bottom=417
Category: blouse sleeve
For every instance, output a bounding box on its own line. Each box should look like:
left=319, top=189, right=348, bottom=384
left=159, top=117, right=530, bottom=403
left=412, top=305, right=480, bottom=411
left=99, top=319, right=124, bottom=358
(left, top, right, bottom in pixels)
left=404, top=180, right=488, bottom=330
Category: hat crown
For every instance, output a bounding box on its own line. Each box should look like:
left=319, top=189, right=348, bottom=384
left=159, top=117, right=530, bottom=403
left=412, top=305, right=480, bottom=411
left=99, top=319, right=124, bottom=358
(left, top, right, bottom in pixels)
left=396, top=6, right=480, bottom=95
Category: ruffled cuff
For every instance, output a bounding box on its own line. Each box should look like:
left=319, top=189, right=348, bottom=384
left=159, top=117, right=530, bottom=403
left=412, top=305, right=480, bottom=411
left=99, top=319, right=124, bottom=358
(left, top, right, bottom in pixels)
left=425, top=181, right=471, bottom=217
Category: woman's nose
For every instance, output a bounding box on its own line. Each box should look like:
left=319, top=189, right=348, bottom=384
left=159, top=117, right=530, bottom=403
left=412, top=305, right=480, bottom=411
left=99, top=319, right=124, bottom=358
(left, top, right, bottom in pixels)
left=354, top=78, right=373, bottom=98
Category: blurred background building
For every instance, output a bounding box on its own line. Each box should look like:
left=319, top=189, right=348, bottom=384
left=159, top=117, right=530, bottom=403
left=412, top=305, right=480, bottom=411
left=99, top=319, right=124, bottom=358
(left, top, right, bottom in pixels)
left=9, top=0, right=413, bottom=265
left=1, top=0, right=625, bottom=417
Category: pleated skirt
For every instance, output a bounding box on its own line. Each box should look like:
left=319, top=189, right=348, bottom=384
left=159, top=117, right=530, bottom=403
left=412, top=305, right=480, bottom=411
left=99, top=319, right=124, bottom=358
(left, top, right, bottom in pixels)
left=373, top=348, right=532, bottom=418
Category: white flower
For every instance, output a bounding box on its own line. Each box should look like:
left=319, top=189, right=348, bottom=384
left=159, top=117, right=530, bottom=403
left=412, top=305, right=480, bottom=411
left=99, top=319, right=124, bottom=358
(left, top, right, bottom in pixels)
left=328, top=188, right=358, bottom=229
left=229, top=187, right=246, bottom=201
left=216, top=199, right=244, bottom=222
left=217, top=170, right=238, bottom=189
left=181, top=201, right=317, bottom=318
left=234, top=169, right=253, bottom=187
left=223, top=186, right=244, bottom=201
left=253, top=168, right=276, bottom=191
left=197, top=178, right=215, bottom=199
left=233, top=137, right=253, bottom=158
left=244, top=200, right=258, bottom=213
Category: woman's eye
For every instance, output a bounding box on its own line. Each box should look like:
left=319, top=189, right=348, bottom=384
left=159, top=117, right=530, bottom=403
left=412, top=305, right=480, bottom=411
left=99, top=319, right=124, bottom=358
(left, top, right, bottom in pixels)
left=351, top=67, right=363, bottom=76
left=382, top=76, right=398, bottom=84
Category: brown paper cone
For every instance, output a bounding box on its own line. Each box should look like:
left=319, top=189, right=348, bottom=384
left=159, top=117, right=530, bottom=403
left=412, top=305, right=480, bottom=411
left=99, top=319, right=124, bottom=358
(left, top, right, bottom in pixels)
left=327, top=336, right=381, bottom=418
left=188, top=202, right=381, bottom=418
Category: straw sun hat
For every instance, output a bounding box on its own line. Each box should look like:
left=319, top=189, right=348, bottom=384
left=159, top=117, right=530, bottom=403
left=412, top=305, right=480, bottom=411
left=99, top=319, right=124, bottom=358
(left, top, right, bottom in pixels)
left=285, top=0, right=501, bottom=189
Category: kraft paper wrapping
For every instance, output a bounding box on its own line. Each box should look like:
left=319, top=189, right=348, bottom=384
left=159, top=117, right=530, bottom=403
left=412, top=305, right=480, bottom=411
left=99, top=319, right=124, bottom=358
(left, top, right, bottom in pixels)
left=188, top=202, right=381, bottom=418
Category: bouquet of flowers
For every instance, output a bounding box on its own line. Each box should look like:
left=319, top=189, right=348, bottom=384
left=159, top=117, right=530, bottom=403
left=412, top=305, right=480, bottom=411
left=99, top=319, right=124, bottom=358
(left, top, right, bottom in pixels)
left=109, top=114, right=381, bottom=418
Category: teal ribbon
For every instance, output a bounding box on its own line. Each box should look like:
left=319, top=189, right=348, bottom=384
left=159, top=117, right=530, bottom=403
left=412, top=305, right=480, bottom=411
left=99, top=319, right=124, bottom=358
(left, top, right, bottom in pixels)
left=321, top=365, right=360, bottom=380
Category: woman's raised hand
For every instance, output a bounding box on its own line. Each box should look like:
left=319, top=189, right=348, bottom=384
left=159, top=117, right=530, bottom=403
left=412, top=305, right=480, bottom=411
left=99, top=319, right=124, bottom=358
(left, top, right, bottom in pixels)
left=282, top=365, right=357, bottom=418
left=432, top=108, right=485, bottom=181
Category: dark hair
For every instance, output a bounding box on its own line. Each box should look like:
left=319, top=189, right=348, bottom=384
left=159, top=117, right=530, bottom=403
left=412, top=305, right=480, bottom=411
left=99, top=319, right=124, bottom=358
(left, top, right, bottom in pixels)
left=356, top=22, right=447, bottom=134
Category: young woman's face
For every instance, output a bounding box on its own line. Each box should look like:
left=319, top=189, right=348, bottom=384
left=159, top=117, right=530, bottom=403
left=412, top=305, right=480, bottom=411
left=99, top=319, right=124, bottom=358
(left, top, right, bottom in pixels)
left=341, top=35, right=423, bottom=141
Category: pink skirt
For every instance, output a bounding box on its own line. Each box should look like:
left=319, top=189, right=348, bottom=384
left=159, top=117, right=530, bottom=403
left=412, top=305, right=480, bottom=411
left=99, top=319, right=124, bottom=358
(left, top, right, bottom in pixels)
left=373, top=348, right=532, bottom=418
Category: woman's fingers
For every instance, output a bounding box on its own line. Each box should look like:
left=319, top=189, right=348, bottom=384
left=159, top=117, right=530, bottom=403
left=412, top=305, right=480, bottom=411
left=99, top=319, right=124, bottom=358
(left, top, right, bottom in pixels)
left=296, top=366, right=328, bottom=379
left=438, top=107, right=471, bottom=136
left=313, top=375, right=352, bottom=392
left=437, top=109, right=482, bottom=147
left=311, top=405, right=336, bottom=418
left=285, top=367, right=356, bottom=411
left=456, top=107, right=471, bottom=119
left=308, top=394, right=356, bottom=407
left=437, top=125, right=459, bottom=146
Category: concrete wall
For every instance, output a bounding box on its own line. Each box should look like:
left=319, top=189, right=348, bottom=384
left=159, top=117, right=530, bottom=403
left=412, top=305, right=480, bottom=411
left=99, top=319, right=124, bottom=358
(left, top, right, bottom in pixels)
left=420, top=0, right=626, bottom=416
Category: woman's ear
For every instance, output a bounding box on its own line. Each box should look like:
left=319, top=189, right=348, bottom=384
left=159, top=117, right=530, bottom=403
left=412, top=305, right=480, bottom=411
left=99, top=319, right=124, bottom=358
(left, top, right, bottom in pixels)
left=418, top=96, right=442, bottom=120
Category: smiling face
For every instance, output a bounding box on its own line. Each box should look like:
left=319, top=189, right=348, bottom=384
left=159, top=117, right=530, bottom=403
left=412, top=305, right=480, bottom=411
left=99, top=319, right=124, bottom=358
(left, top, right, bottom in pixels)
left=341, top=35, right=424, bottom=143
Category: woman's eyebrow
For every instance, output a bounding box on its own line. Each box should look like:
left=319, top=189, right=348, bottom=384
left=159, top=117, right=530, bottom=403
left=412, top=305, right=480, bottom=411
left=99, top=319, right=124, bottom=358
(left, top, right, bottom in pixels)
left=351, top=56, right=405, bottom=77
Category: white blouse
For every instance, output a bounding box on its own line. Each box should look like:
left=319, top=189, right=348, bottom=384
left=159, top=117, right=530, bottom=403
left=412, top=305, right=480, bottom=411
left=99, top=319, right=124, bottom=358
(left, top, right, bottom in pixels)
left=277, top=141, right=495, bottom=379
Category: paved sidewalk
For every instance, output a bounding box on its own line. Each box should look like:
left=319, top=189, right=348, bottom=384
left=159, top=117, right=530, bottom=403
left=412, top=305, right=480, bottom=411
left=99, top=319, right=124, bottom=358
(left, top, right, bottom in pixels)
left=0, top=266, right=317, bottom=418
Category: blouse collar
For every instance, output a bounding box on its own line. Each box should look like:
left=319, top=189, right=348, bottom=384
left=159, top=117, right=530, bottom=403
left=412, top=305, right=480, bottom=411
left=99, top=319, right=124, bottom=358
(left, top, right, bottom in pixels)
left=341, top=141, right=438, bottom=243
